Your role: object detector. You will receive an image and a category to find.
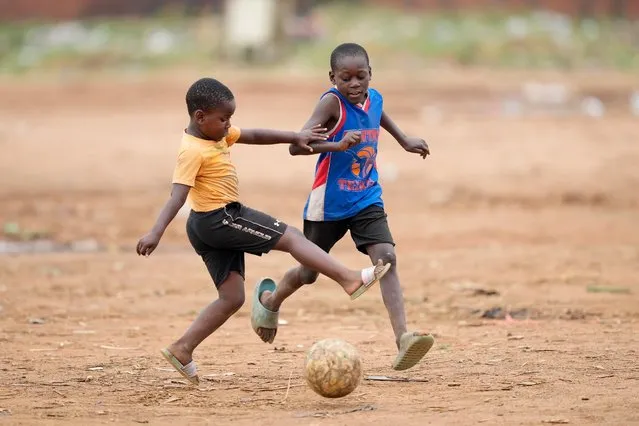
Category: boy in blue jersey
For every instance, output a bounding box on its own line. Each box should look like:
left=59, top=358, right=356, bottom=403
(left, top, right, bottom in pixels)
left=251, top=43, right=434, bottom=371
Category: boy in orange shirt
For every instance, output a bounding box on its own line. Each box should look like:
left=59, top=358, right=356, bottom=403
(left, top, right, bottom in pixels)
left=136, top=78, right=390, bottom=385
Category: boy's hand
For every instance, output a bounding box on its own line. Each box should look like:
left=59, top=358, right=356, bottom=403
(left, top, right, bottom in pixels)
left=338, top=131, right=361, bottom=151
left=295, top=124, right=328, bottom=153
left=137, top=231, right=161, bottom=257
left=402, top=136, right=430, bottom=159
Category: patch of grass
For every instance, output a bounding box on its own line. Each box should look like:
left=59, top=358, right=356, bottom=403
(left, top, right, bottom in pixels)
left=586, top=285, right=631, bottom=294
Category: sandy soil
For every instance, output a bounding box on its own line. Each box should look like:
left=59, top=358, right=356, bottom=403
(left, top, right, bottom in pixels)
left=0, top=70, right=638, bottom=425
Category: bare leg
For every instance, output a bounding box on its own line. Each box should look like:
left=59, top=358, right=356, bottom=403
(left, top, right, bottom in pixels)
left=255, top=266, right=312, bottom=343
left=167, top=272, right=245, bottom=365
left=262, top=267, right=306, bottom=309
left=366, top=244, right=433, bottom=370
left=366, top=243, right=408, bottom=348
left=273, top=227, right=365, bottom=295
left=255, top=227, right=388, bottom=344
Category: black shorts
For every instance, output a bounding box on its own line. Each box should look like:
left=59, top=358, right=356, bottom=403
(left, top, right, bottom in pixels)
left=186, top=202, right=288, bottom=287
left=303, top=204, right=394, bottom=255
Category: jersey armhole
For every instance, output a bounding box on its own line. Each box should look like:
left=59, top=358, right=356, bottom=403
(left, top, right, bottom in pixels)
left=319, top=92, right=343, bottom=137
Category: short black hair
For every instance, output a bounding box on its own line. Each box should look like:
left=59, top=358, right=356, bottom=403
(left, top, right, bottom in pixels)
left=330, top=43, right=370, bottom=70
left=186, top=78, right=234, bottom=116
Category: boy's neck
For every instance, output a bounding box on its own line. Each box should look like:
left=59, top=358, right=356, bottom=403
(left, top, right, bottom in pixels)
left=186, top=123, right=214, bottom=141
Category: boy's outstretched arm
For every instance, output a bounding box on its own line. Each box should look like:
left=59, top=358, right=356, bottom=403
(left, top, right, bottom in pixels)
left=290, top=94, right=360, bottom=156
left=137, top=183, right=190, bottom=256
left=381, top=111, right=430, bottom=159
left=236, top=125, right=327, bottom=152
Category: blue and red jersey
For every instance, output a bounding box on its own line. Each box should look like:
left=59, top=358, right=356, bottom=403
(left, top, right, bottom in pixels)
left=303, top=87, right=384, bottom=221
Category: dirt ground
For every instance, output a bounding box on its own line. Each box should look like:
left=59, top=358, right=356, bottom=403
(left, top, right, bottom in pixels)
left=0, top=69, right=638, bottom=425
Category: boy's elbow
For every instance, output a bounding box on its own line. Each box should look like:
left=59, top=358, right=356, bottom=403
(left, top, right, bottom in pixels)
left=289, top=145, right=300, bottom=156
left=176, top=193, right=189, bottom=205
left=169, top=194, right=188, bottom=210
left=170, top=184, right=191, bottom=204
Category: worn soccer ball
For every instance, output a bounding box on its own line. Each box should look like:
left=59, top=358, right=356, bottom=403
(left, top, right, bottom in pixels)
left=304, top=338, right=362, bottom=398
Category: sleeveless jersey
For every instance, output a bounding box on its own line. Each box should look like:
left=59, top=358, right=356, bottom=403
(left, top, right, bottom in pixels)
left=303, top=87, right=384, bottom=221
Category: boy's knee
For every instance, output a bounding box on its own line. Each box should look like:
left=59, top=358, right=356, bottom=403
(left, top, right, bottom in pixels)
left=218, top=273, right=246, bottom=311
left=299, top=267, right=319, bottom=285
left=375, top=250, right=397, bottom=268
left=222, top=290, right=245, bottom=311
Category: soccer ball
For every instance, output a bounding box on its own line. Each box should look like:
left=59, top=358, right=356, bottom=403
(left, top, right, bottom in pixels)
left=304, top=338, right=362, bottom=398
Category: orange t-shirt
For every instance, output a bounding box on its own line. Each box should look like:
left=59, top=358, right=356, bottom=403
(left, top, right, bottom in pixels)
left=172, top=126, right=241, bottom=212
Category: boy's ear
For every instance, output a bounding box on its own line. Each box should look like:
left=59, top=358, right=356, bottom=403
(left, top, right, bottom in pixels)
left=369, top=66, right=373, bottom=79
left=329, top=70, right=335, bottom=85
left=194, top=110, right=205, bottom=123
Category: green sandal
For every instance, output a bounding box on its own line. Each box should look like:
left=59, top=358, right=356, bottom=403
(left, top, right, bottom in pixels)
left=392, top=332, right=435, bottom=371
left=160, top=348, right=199, bottom=385
left=251, top=277, right=279, bottom=344
left=350, top=261, right=391, bottom=300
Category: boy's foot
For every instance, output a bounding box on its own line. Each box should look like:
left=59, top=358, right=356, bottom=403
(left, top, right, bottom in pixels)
left=392, top=332, right=435, bottom=371
left=257, top=289, right=278, bottom=343
left=252, top=262, right=390, bottom=344
left=251, top=278, right=279, bottom=344
left=160, top=345, right=199, bottom=385
left=349, top=260, right=391, bottom=300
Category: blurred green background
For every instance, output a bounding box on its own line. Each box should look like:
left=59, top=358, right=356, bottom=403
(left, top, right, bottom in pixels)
left=1, top=0, right=638, bottom=75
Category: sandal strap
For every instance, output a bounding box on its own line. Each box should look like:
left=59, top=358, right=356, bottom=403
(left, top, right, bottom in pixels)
left=183, top=361, right=197, bottom=377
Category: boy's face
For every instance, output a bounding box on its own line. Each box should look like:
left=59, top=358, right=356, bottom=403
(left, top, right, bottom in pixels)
left=194, top=99, right=236, bottom=141
left=329, top=55, right=371, bottom=104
